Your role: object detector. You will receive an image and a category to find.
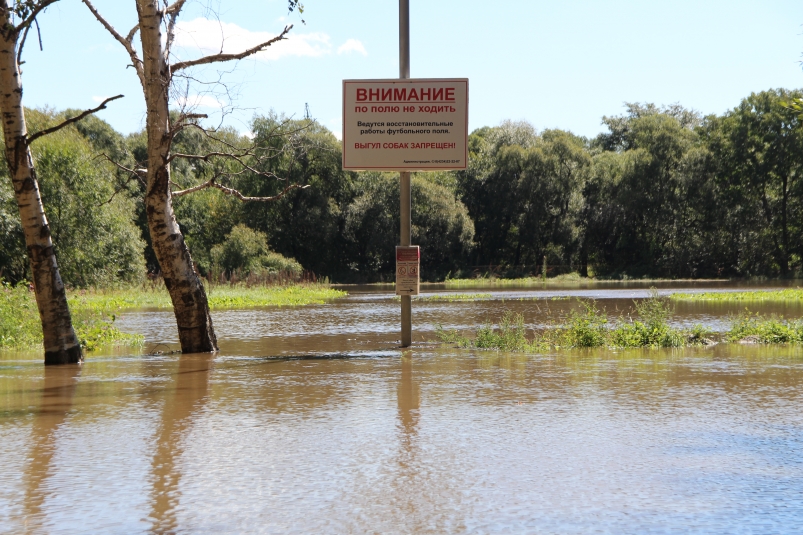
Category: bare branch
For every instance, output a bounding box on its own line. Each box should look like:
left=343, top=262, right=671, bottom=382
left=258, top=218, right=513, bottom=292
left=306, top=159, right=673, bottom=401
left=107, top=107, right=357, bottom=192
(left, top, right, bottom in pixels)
left=125, top=24, right=139, bottom=44
left=27, top=95, right=124, bottom=144
left=102, top=173, right=143, bottom=205
left=14, top=0, right=60, bottom=34
left=99, top=154, right=147, bottom=184
left=171, top=25, right=292, bottom=72
left=17, top=24, right=30, bottom=66
left=81, top=0, right=144, bottom=83
left=172, top=177, right=308, bottom=201
left=165, top=0, right=188, bottom=15
left=163, top=0, right=187, bottom=62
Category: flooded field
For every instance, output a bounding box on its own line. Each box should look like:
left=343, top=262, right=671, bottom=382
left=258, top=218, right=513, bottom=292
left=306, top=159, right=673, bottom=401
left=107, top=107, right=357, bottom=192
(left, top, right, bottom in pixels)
left=2, top=281, right=803, bottom=533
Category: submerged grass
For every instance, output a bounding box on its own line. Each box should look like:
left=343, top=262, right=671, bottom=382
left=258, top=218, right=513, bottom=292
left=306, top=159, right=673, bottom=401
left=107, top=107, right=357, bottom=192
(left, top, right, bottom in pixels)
left=436, top=289, right=719, bottom=352
left=670, top=288, right=803, bottom=302
left=0, top=282, right=347, bottom=352
left=726, top=312, right=803, bottom=344
left=395, top=293, right=493, bottom=302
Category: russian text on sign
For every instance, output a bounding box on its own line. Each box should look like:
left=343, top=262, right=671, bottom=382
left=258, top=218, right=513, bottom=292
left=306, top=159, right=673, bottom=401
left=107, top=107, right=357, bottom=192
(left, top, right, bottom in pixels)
left=342, top=78, right=469, bottom=171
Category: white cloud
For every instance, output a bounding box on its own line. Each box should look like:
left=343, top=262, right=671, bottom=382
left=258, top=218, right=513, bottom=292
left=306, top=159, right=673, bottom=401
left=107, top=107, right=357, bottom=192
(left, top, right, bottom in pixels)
left=92, top=96, right=109, bottom=103
left=337, top=39, right=367, bottom=56
left=173, top=18, right=331, bottom=61
left=173, top=95, right=226, bottom=109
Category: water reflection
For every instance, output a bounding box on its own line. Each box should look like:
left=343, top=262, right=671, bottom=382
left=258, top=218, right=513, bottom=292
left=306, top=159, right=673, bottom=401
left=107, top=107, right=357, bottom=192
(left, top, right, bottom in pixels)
left=147, top=354, right=213, bottom=533
left=22, top=364, right=81, bottom=532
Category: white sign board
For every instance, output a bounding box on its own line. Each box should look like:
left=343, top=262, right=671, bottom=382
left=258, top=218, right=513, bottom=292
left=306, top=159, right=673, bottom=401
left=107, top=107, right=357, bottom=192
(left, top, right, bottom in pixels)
left=342, top=78, right=468, bottom=171
left=396, top=246, right=420, bottom=296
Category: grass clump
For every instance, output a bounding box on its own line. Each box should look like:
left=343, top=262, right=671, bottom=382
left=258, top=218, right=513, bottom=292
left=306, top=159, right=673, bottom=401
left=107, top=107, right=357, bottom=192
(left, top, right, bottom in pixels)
left=560, top=300, right=609, bottom=347
left=436, top=311, right=537, bottom=351
left=671, top=288, right=803, bottom=302
left=726, top=312, right=803, bottom=344
left=473, top=311, right=535, bottom=351
left=609, top=292, right=685, bottom=348
left=437, top=290, right=713, bottom=352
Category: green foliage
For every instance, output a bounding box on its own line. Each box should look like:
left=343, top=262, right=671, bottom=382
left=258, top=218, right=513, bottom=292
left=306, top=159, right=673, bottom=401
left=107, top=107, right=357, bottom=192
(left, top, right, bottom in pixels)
left=0, top=281, right=142, bottom=351
left=0, top=109, right=146, bottom=286
left=210, top=224, right=302, bottom=279
left=474, top=311, right=533, bottom=351
left=561, top=300, right=608, bottom=347
left=0, top=282, right=40, bottom=348
left=727, top=312, right=803, bottom=344
left=437, top=292, right=700, bottom=352
left=437, top=311, right=534, bottom=351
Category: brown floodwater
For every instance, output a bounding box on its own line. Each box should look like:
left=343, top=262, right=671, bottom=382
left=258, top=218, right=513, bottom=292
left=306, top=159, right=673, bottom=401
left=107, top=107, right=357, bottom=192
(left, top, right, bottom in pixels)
left=2, top=281, right=803, bottom=533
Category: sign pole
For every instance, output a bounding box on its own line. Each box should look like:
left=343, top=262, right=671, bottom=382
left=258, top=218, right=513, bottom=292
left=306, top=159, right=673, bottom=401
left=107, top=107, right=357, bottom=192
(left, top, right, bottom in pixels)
left=399, top=0, right=412, bottom=347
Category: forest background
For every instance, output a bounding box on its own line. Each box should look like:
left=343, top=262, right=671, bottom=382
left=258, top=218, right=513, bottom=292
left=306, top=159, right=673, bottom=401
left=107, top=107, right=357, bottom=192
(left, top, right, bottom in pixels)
left=1, top=87, right=802, bottom=287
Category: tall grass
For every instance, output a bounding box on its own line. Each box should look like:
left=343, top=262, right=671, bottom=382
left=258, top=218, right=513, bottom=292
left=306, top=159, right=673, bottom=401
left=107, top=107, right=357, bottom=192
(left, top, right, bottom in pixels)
left=727, top=312, right=803, bottom=344
left=1, top=281, right=142, bottom=352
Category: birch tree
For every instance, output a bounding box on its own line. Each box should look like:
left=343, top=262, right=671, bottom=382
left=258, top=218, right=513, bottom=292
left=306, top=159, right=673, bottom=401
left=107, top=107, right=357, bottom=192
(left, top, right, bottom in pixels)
left=82, top=0, right=306, bottom=353
left=0, top=1, right=121, bottom=364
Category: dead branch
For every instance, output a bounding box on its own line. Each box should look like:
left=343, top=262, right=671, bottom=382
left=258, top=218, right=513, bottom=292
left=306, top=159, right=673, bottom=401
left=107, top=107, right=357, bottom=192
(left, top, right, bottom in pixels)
left=163, top=0, right=187, bottom=60
left=27, top=95, right=124, bottom=144
left=81, top=0, right=144, bottom=82
left=172, top=177, right=308, bottom=201
left=125, top=24, right=139, bottom=44
left=17, top=23, right=30, bottom=65
left=99, top=154, right=147, bottom=185
left=171, top=25, right=292, bottom=72
left=102, top=173, right=144, bottom=205
left=165, top=0, right=189, bottom=15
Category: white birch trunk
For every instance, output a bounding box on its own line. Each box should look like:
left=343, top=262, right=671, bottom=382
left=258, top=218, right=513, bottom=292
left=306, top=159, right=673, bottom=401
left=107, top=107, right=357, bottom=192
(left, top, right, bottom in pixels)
left=137, top=0, right=217, bottom=353
left=0, top=10, right=82, bottom=364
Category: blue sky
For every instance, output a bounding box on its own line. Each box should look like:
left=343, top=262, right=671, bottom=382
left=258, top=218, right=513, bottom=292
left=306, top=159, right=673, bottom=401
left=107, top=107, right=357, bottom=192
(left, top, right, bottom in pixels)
left=21, top=0, right=803, bottom=139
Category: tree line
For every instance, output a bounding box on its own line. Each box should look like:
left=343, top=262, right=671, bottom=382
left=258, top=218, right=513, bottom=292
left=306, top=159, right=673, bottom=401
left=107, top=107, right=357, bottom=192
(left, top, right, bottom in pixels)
left=4, top=89, right=803, bottom=289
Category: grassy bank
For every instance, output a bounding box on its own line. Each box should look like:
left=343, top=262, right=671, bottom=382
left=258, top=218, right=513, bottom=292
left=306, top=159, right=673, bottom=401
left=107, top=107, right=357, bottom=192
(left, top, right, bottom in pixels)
left=435, top=292, right=799, bottom=352
left=1, top=282, right=347, bottom=352
left=68, top=283, right=347, bottom=311
left=671, top=288, right=803, bottom=302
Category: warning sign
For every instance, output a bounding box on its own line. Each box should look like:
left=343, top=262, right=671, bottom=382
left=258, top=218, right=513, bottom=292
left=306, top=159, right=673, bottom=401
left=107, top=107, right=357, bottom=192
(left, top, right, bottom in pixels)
left=342, top=78, right=469, bottom=171
left=396, top=246, right=420, bottom=296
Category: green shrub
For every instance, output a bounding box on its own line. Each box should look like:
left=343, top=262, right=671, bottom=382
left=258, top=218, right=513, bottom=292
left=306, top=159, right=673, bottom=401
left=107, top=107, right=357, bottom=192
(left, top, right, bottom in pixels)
left=210, top=224, right=303, bottom=279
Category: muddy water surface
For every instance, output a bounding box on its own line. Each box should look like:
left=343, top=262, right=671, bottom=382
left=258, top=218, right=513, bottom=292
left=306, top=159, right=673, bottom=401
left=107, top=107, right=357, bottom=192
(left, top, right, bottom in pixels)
left=2, top=282, right=803, bottom=533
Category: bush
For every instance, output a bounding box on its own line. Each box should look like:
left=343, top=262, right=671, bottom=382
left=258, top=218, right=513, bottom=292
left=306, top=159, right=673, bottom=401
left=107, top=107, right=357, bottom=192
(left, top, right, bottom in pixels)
left=210, top=224, right=303, bottom=279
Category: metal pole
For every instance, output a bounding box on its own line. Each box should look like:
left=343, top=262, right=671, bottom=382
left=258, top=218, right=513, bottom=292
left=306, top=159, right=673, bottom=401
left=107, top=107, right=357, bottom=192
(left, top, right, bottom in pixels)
left=399, top=0, right=412, bottom=347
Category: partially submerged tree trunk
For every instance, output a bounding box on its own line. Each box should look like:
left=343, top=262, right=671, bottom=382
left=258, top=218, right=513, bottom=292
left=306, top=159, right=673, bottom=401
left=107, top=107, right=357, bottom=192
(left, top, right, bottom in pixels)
left=0, top=5, right=82, bottom=364
left=83, top=0, right=302, bottom=354
left=137, top=0, right=217, bottom=353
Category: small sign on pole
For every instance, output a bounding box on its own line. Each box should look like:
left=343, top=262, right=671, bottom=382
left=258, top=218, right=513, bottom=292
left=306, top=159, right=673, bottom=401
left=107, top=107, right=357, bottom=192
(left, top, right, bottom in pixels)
left=396, top=246, right=420, bottom=296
